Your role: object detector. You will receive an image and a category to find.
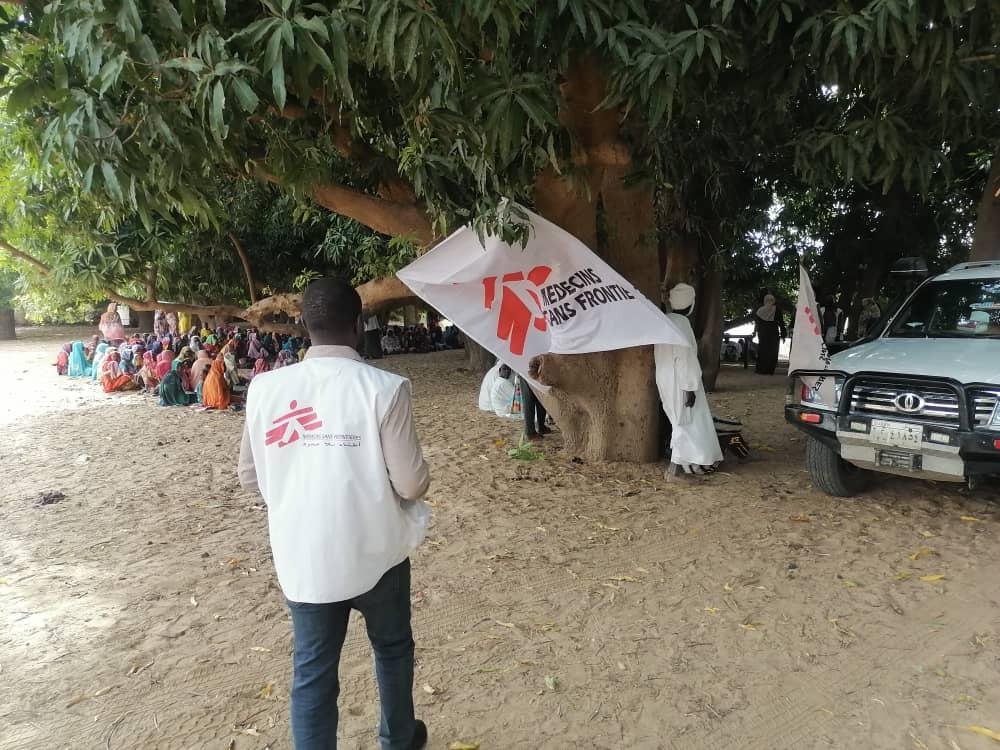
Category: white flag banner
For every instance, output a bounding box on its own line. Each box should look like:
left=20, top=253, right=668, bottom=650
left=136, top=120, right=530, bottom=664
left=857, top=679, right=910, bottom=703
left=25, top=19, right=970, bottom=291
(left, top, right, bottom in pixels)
left=789, top=265, right=837, bottom=405
left=396, top=210, right=687, bottom=378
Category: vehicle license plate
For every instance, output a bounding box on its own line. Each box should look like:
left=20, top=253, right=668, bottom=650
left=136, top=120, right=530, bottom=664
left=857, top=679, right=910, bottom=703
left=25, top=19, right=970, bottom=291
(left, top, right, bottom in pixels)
left=870, top=419, right=923, bottom=449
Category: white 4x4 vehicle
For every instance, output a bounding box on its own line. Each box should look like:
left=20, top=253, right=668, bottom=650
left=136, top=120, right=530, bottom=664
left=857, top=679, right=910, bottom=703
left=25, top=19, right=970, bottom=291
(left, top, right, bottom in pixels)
left=786, top=260, right=1000, bottom=496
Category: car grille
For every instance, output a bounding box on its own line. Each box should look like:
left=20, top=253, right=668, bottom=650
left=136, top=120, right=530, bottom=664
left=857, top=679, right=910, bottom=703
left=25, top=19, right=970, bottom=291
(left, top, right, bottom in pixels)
left=851, top=381, right=960, bottom=424
left=972, top=390, right=1000, bottom=427
left=850, top=381, right=1000, bottom=427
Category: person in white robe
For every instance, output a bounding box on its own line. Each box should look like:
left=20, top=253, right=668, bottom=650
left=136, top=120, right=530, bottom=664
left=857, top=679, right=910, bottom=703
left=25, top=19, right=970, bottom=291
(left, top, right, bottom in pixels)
left=489, top=365, right=519, bottom=418
left=654, top=283, right=724, bottom=478
left=478, top=361, right=502, bottom=411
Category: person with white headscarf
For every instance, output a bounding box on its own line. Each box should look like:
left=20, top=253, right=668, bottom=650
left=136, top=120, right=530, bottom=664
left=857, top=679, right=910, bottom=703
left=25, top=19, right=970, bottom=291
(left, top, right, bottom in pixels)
left=654, top=283, right=723, bottom=478
left=753, top=292, right=785, bottom=375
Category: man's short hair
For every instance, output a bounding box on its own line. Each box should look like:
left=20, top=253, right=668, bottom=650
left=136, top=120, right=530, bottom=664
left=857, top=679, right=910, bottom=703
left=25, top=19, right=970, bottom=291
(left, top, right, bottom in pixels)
left=301, top=278, right=362, bottom=335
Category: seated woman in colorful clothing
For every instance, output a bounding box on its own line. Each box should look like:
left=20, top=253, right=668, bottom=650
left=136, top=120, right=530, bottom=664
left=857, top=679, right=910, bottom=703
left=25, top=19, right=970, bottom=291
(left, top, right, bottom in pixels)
left=201, top=355, right=231, bottom=410
left=137, top=351, right=160, bottom=392
left=54, top=343, right=71, bottom=376
left=158, top=359, right=193, bottom=406
left=67, top=341, right=92, bottom=379
left=100, top=351, right=139, bottom=393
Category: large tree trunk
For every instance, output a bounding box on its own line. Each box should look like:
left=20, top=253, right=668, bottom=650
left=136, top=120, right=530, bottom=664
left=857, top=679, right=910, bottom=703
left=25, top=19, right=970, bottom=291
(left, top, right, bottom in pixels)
left=135, top=309, right=154, bottom=332
left=465, top=338, right=495, bottom=375
left=0, top=305, right=15, bottom=340
left=970, top=145, right=1000, bottom=261
left=695, top=263, right=725, bottom=391
left=528, top=58, right=662, bottom=463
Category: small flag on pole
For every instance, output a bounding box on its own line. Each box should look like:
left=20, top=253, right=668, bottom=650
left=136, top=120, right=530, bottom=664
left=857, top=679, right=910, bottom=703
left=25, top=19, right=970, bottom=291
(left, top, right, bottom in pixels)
left=789, top=265, right=837, bottom=406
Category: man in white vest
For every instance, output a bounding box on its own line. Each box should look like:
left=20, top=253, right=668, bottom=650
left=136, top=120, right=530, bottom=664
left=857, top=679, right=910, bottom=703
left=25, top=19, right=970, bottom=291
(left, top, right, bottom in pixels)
left=238, top=278, right=430, bottom=750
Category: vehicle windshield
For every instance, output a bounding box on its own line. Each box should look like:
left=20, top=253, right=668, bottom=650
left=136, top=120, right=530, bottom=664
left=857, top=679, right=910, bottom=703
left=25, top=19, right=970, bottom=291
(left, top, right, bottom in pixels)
left=887, top=278, right=1000, bottom=338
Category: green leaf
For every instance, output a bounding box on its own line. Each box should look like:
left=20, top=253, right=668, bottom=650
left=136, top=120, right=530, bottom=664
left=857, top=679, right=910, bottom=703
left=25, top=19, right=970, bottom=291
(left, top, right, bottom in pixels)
left=161, top=57, right=207, bottom=73
left=264, top=27, right=283, bottom=72
left=210, top=79, right=226, bottom=146
left=98, top=53, right=126, bottom=95
left=231, top=77, right=259, bottom=112
left=721, top=0, right=734, bottom=20
left=271, top=56, right=287, bottom=110
left=53, top=56, right=68, bottom=89
left=101, top=161, right=124, bottom=202
left=569, top=0, right=587, bottom=35
left=154, top=0, right=183, bottom=32
left=329, top=21, right=352, bottom=101
left=6, top=80, right=40, bottom=114
left=685, top=3, right=698, bottom=28
left=116, top=0, right=142, bottom=43
left=212, top=0, right=226, bottom=21
left=300, top=30, right=335, bottom=75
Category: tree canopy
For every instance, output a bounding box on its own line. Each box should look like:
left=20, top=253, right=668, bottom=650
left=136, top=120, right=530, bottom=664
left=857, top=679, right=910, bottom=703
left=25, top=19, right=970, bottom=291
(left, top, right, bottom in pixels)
left=0, top=0, right=997, bottom=457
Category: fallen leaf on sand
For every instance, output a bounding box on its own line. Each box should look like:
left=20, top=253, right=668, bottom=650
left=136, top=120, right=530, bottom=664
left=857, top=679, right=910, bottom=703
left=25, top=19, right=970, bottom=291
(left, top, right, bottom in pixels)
left=740, top=622, right=762, bottom=631
left=919, top=574, right=946, bottom=582
left=757, top=445, right=776, bottom=452
left=127, top=661, right=153, bottom=676
left=596, top=522, right=620, bottom=532
left=250, top=646, right=271, bottom=653
left=703, top=607, right=720, bottom=615
left=919, top=530, right=935, bottom=538
left=607, top=575, right=639, bottom=583
left=544, top=675, right=559, bottom=691
left=908, top=548, right=935, bottom=561
left=960, top=516, right=981, bottom=523
left=617, top=662, right=626, bottom=671
left=966, top=725, right=1000, bottom=742
left=93, top=685, right=116, bottom=697
left=422, top=684, right=438, bottom=695
left=258, top=683, right=274, bottom=699
left=842, top=579, right=863, bottom=588
left=243, top=726, right=260, bottom=736
left=790, top=515, right=811, bottom=523
left=448, top=742, right=481, bottom=750
left=227, top=558, right=242, bottom=568
left=494, top=620, right=515, bottom=628
left=493, top=439, right=506, bottom=448
left=894, top=571, right=913, bottom=581
left=190, top=596, right=198, bottom=607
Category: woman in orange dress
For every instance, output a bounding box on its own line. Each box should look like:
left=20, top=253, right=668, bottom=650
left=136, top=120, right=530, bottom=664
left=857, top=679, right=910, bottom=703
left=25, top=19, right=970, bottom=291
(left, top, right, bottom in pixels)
left=201, top=356, right=231, bottom=409
left=100, top=351, right=138, bottom=393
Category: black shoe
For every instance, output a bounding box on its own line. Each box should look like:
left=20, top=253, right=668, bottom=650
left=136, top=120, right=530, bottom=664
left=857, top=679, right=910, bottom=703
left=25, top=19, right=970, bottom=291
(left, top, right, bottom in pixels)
left=408, top=720, right=428, bottom=750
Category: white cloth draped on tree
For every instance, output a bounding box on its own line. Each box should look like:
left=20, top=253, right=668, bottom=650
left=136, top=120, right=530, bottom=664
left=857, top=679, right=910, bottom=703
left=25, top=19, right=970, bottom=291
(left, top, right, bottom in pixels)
left=654, top=313, right=723, bottom=468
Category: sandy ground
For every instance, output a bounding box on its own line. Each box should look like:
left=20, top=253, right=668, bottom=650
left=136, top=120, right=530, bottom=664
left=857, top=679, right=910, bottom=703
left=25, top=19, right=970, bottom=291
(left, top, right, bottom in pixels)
left=1, top=326, right=998, bottom=750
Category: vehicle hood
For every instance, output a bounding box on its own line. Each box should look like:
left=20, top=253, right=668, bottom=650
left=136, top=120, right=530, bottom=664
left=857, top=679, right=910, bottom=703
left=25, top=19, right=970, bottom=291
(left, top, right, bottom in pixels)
left=831, top=338, right=1000, bottom=385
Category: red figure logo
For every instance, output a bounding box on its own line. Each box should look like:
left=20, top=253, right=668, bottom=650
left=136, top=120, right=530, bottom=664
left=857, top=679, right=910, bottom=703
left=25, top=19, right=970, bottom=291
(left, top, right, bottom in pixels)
left=482, top=266, right=552, bottom=356
left=266, top=400, right=324, bottom=447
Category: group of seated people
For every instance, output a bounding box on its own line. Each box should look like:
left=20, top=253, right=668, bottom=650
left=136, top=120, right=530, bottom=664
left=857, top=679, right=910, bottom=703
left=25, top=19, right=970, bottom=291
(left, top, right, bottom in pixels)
left=55, top=325, right=311, bottom=410
left=379, top=323, right=462, bottom=356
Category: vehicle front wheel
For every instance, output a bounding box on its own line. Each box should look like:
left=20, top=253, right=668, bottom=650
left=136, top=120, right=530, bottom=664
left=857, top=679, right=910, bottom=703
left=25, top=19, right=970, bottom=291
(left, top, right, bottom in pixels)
left=805, top=436, right=870, bottom=497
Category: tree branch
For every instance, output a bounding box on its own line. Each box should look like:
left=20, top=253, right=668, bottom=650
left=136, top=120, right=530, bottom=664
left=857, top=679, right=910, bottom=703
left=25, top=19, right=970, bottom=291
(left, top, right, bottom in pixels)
left=259, top=171, right=435, bottom=246
left=228, top=232, right=259, bottom=303
left=145, top=265, right=158, bottom=304
left=0, top=239, right=52, bottom=275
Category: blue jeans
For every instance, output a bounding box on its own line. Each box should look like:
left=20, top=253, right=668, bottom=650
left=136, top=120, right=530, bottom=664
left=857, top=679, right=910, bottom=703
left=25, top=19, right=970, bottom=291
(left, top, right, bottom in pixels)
left=288, top=559, right=417, bottom=750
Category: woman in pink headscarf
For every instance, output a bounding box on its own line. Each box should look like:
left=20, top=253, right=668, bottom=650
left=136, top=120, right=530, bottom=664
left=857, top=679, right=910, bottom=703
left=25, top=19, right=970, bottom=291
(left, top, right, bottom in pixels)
left=99, top=303, right=126, bottom=344
left=137, top=351, right=159, bottom=391
left=155, top=349, right=175, bottom=379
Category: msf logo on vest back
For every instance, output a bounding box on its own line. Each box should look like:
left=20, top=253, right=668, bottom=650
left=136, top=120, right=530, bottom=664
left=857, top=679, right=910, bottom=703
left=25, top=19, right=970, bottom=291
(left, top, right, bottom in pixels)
left=265, top=401, right=361, bottom=449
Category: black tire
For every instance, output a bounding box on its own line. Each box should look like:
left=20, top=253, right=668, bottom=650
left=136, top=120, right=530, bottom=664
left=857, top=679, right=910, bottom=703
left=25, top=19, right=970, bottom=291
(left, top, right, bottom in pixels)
left=805, top=436, right=869, bottom=497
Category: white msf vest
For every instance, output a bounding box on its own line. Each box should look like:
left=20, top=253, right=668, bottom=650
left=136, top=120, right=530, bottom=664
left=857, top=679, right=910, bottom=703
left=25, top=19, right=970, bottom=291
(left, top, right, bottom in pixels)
left=245, top=357, right=428, bottom=603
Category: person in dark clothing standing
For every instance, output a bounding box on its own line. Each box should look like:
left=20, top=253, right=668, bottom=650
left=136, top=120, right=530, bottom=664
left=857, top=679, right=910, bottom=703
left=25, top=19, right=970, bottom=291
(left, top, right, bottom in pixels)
left=519, top=376, right=551, bottom=439
left=754, top=293, right=786, bottom=375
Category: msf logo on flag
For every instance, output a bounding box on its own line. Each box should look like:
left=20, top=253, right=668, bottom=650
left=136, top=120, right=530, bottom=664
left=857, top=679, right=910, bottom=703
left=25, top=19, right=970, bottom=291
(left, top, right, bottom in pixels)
left=265, top=400, right=324, bottom=448
left=482, top=266, right=552, bottom=356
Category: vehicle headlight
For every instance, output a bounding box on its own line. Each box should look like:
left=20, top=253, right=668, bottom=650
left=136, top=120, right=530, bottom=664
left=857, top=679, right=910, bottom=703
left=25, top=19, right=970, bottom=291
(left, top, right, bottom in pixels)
left=795, top=376, right=844, bottom=411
